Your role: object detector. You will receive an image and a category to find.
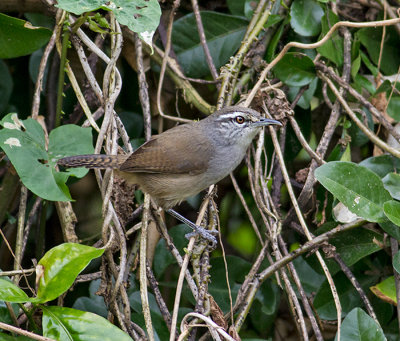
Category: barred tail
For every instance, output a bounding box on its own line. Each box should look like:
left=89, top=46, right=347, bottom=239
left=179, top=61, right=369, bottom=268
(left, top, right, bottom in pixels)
left=57, top=154, right=125, bottom=169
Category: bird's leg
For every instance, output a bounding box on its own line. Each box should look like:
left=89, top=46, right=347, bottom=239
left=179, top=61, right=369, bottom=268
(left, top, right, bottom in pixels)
left=166, top=209, right=218, bottom=245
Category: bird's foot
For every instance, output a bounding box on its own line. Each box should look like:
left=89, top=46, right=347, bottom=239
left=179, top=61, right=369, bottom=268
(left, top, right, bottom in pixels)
left=166, top=209, right=218, bottom=247
left=185, top=227, right=218, bottom=247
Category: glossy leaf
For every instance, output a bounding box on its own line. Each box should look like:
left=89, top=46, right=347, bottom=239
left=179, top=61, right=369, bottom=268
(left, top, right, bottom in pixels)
left=370, top=276, right=397, bottom=306
left=327, top=227, right=383, bottom=274
left=382, top=173, right=400, bottom=200
left=290, top=0, right=324, bottom=37
left=0, top=13, right=51, bottom=59
left=360, top=155, right=400, bottom=178
left=42, top=306, right=132, bottom=341
left=172, top=12, right=248, bottom=78
left=384, top=200, right=400, bottom=227
left=0, top=278, right=31, bottom=303
left=37, top=243, right=104, bottom=302
left=0, top=114, right=93, bottom=201
left=273, top=52, right=316, bottom=86
left=315, top=161, right=391, bottom=222
left=336, top=308, right=386, bottom=341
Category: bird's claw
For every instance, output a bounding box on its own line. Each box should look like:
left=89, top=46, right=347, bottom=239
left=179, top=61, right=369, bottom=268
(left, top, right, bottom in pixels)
left=185, top=227, right=218, bottom=247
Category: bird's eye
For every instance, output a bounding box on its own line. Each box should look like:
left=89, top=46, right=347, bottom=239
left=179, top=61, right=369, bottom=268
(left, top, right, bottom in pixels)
left=235, top=116, right=245, bottom=124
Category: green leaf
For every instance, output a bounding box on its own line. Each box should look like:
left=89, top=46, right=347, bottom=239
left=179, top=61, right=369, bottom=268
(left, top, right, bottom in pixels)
left=292, top=256, right=325, bottom=293
left=72, top=280, right=108, bottom=318
left=36, top=243, right=104, bottom=302
left=0, top=115, right=94, bottom=201
left=0, top=301, right=19, bottom=325
left=0, top=13, right=52, bottom=59
left=394, top=251, right=400, bottom=275
left=336, top=308, right=386, bottom=341
left=266, top=17, right=289, bottom=62
left=382, top=173, right=400, bottom=200
left=290, top=0, right=324, bottom=37
left=49, top=124, right=94, bottom=179
left=287, top=78, right=318, bottom=109
left=172, top=11, right=248, bottom=78
left=370, top=276, right=397, bottom=306
left=209, top=256, right=251, bottom=312
left=316, top=10, right=343, bottom=66
left=360, top=51, right=379, bottom=77
left=314, top=273, right=376, bottom=320
left=353, top=74, right=376, bottom=95
left=315, top=161, right=391, bottom=222
left=387, top=96, right=400, bottom=122
left=42, top=306, right=132, bottom=341
left=360, top=155, right=400, bottom=178
left=227, top=0, right=246, bottom=16
left=128, top=291, right=161, bottom=315
left=384, top=200, right=400, bottom=227
left=374, top=79, right=392, bottom=96
left=348, top=110, right=374, bottom=147
left=0, top=278, right=31, bottom=303
left=379, top=220, right=400, bottom=241
left=351, top=54, right=361, bottom=80
left=0, top=333, right=32, bottom=341
left=56, top=0, right=161, bottom=46
left=357, top=26, right=400, bottom=76
left=110, top=0, right=161, bottom=45
left=328, top=227, right=383, bottom=274
left=273, top=52, right=316, bottom=86
left=0, top=114, right=67, bottom=201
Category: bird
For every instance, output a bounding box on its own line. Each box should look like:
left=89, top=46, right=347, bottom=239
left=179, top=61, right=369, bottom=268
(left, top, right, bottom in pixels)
left=57, top=106, right=282, bottom=244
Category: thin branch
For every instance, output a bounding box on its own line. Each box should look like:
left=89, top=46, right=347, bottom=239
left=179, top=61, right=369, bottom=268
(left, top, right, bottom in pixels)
left=191, top=0, right=218, bottom=81
left=0, top=322, right=55, bottom=341
left=244, top=17, right=400, bottom=107
left=269, top=126, right=342, bottom=339
left=157, top=0, right=182, bottom=120
left=170, top=186, right=214, bottom=341
left=320, top=73, right=400, bottom=158
left=135, top=34, right=152, bottom=141
left=140, top=194, right=155, bottom=340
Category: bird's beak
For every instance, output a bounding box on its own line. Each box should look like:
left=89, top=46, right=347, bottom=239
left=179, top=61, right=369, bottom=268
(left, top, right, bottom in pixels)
left=253, top=118, right=282, bottom=127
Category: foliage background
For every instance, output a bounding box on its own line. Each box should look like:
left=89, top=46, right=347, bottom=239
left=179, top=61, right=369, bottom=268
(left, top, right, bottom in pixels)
left=0, top=0, right=400, bottom=340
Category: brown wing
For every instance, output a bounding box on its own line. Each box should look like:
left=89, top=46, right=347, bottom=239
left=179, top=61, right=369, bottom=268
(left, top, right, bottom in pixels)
left=120, top=123, right=214, bottom=175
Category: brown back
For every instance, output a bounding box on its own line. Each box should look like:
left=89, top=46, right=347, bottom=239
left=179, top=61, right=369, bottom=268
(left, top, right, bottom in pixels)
left=119, top=123, right=214, bottom=175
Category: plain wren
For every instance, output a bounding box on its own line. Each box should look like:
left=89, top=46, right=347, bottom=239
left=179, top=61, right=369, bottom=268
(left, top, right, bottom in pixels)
left=57, top=106, right=282, bottom=244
